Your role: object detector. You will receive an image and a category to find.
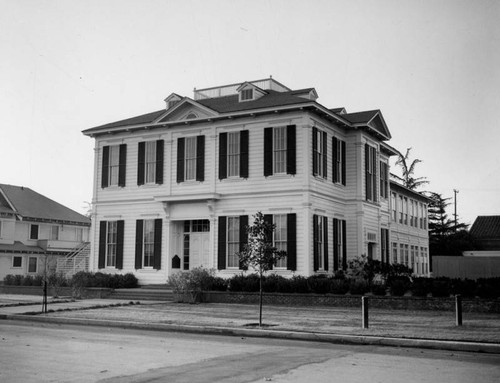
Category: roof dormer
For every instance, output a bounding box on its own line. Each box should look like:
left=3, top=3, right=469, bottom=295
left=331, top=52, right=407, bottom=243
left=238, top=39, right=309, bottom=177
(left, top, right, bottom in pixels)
left=164, top=93, right=182, bottom=110
left=236, top=82, right=267, bottom=102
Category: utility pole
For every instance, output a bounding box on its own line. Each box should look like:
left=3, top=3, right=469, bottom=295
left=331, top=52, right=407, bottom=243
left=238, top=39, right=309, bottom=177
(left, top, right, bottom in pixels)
left=453, top=189, right=459, bottom=232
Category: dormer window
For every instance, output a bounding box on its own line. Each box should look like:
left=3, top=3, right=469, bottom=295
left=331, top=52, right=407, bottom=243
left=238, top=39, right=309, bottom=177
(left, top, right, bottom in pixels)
left=168, top=100, right=180, bottom=109
left=164, top=93, right=182, bottom=110
left=240, top=88, right=253, bottom=101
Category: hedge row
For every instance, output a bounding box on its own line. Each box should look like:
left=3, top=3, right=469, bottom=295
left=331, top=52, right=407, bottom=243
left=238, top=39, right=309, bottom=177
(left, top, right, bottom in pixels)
left=3, top=272, right=138, bottom=289
left=205, top=274, right=500, bottom=298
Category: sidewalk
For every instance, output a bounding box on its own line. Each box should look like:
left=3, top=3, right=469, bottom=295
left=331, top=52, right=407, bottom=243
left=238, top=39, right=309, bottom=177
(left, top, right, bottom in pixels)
left=2, top=294, right=500, bottom=354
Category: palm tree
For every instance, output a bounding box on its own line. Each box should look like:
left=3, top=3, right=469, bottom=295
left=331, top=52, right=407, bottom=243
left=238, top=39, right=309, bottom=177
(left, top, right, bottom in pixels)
left=391, top=148, right=428, bottom=190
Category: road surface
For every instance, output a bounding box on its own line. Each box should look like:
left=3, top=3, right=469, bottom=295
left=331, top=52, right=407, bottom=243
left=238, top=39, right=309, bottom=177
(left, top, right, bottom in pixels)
left=1, top=320, right=499, bottom=382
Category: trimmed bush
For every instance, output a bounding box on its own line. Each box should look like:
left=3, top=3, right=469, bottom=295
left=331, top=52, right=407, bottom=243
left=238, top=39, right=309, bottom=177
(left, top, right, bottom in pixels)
left=289, top=276, right=310, bottom=294
left=3, top=274, right=15, bottom=285
left=431, top=278, right=451, bottom=297
left=371, top=283, right=387, bottom=296
left=476, top=278, right=500, bottom=299
left=450, top=278, right=477, bottom=298
left=411, top=278, right=431, bottom=297
left=389, top=277, right=410, bottom=296
left=21, top=275, right=33, bottom=286
left=349, top=279, right=370, bottom=295
left=307, top=275, right=330, bottom=294
left=330, top=278, right=349, bottom=295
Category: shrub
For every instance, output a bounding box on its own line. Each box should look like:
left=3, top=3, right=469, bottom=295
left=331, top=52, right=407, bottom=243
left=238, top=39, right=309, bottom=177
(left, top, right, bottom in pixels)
left=122, top=273, right=139, bottom=288
left=13, top=274, right=23, bottom=286
left=21, top=275, right=33, bottom=286
left=476, top=278, right=500, bottom=299
left=227, top=274, right=260, bottom=292
left=431, top=278, right=451, bottom=297
left=349, top=279, right=370, bottom=295
left=307, top=275, right=330, bottom=294
left=262, top=274, right=292, bottom=293
left=289, top=276, right=310, bottom=294
left=411, top=278, right=431, bottom=297
left=330, top=278, right=349, bottom=295
left=207, top=276, right=228, bottom=291
left=32, top=274, right=44, bottom=286
left=389, top=277, right=411, bottom=296
left=3, top=274, right=15, bottom=285
left=450, top=278, right=477, bottom=298
left=371, top=282, right=387, bottom=296
left=167, top=267, right=217, bottom=302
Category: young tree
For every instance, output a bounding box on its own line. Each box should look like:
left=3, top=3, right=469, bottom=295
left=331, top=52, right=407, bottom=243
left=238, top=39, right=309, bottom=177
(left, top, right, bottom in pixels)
left=392, top=148, right=428, bottom=190
left=237, top=212, right=286, bottom=326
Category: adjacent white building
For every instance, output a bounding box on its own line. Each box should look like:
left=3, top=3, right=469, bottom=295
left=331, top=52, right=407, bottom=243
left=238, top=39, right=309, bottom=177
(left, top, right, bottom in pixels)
left=0, top=184, right=91, bottom=280
left=83, top=78, right=430, bottom=285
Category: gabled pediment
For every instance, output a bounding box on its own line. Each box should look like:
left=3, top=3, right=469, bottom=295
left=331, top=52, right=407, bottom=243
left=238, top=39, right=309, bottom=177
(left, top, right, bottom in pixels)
left=155, top=98, right=219, bottom=123
left=367, top=113, right=391, bottom=140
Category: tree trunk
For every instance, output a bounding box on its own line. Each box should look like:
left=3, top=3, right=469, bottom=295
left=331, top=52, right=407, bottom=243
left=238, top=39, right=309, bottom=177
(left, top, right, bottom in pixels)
left=259, top=271, right=263, bottom=327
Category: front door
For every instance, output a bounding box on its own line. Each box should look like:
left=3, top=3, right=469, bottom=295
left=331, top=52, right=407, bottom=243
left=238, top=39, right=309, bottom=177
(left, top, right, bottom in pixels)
left=182, top=220, right=210, bottom=270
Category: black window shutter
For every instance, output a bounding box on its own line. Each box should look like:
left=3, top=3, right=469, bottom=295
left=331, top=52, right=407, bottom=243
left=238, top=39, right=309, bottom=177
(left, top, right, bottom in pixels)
left=312, top=128, right=318, bottom=176
left=341, top=140, right=346, bottom=186
left=323, top=216, right=329, bottom=271
left=286, top=125, right=296, bottom=175
left=101, top=146, right=109, bottom=188
left=322, top=131, right=328, bottom=179
left=313, top=214, right=318, bottom=271
left=137, top=142, right=145, bottom=186
left=135, top=220, right=143, bottom=269
left=287, top=213, right=297, bottom=271
left=196, top=135, right=205, bottom=182
left=118, top=144, right=127, bottom=187
left=372, top=148, right=377, bottom=202
left=342, top=220, right=347, bottom=270
left=177, top=138, right=185, bottom=183
left=116, top=220, right=124, bottom=270
left=217, top=216, right=227, bottom=270
left=240, top=130, right=249, bottom=178
left=263, top=128, right=273, bottom=176
left=153, top=218, right=162, bottom=270
left=333, top=218, right=339, bottom=271
left=156, top=140, right=164, bottom=185
left=263, top=214, right=273, bottom=270
left=219, top=133, right=227, bottom=180
left=98, top=221, right=107, bottom=269
left=239, top=215, right=248, bottom=269
left=365, top=144, right=370, bottom=201
left=332, top=137, right=338, bottom=183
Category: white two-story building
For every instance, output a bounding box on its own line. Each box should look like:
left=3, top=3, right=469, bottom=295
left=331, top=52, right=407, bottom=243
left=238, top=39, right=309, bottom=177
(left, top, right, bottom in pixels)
left=0, top=183, right=91, bottom=280
left=83, top=78, right=429, bottom=285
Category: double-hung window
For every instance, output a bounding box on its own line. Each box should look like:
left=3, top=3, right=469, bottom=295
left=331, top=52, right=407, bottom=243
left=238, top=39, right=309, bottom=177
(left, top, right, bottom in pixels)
left=177, top=136, right=205, bottom=182
left=333, top=218, right=347, bottom=270
left=50, top=226, right=59, bottom=240
left=227, top=217, right=240, bottom=268
left=332, top=137, right=346, bottom=185
left=102, top=144, right=127, bottom=188
left=28, top=257, right=37, bottom=273
left=138, top=140, right=164, bottom=185
left=365, top=144, right=377, bottom=202
left=217, top=215, right=248, bottom=270
left=273, top=214, right=287, bottom=268
left=135, top=219, right=162, bottom=270
left=392, top=242, right=398, bottom=263
left=219, top=131, right=249, bottom=179
left=313, top=128, right=327, bottom=178
left=380, top=228, right=389, bottom=264
left=30, top=224, right=39, bottom=240
left=313, top=215, right=328, bottom=271
left=380, top=161, right=388, bottom=198
left=98, top=220, right=124, bottom=269
left=391, top=192, right=397, bottom=222
left=399, top=195, right=404, bottom=224
left=263, top=125, right=296, bottom=176
left=106, top=221, right=118, bottom=267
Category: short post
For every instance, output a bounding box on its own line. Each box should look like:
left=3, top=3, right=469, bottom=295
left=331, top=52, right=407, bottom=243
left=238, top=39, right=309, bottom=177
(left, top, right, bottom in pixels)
left=42, top=279, right=48, bottom=314
left=455, top=294, right=462, bottom=326
left=362, top=296, right=369, bottom=329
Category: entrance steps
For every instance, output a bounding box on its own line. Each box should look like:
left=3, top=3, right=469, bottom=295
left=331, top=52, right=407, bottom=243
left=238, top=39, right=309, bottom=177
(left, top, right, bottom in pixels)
left=110, top=286, right=174, bottom=301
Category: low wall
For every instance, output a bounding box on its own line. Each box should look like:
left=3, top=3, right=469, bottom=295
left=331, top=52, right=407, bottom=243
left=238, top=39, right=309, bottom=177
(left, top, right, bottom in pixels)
left=202, top=291, right=500, bottom=313
left=0, top=285, right=113, bottom=299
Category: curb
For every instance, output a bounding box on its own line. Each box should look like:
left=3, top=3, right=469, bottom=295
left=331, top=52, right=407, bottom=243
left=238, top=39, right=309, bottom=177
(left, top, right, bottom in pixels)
left=4, top=313, right=500, bottom=354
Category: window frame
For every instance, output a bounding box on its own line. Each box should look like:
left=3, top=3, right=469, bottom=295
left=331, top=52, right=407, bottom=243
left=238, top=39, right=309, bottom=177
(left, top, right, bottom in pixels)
left=144, top=141, right=157, bottom=184
left=226, top=216, right=240, bottom=269
left=273, top=126, right=287, bottom=174
left=313, top=128, right=327, bottom=178
left=106, top=221, right=118, bottom=268
left=365, top=144, right=377, bottom=202
left=227, top=131, right=241, bottom=178
left=12, top=256, right=22, bottom=268
left=28, top=257, right=37, bottom=273
left=50, top=225, right=59, bottom=241
left=142, top=219, right=155, bottom=268
left=30, top=224, right=39, bottom=240
left=240, top=88, right=253, bottom=101
left=273, top=214, right=288, bottom=269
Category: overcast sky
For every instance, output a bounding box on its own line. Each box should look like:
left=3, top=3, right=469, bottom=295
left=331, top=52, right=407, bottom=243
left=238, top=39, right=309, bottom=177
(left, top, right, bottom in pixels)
left=1, top=0, right=499, bottom=225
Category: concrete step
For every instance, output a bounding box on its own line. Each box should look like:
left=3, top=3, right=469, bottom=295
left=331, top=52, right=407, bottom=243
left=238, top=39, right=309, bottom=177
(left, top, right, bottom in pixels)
left=110, top=288, right=174, bottom=301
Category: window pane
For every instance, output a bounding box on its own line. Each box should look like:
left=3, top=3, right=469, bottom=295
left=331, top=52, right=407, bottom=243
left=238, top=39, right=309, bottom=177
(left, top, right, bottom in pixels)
left=227, top=132, right=240, bottom=177
left=227, top=217, right=240, bottom=268
left=106, top=221, right=117, bottom=267
left=185, top=137, right=197, bottom=181
left=109, top=145, right=120, bottom=186
left=143, top=220, right=155, bottom=267
left=28, top=257, right=37, bottom=273
left=273, top=127, right=286, bottom=174
left=145, top=141, right=156, bottom=183
left=274, top=215, right=287, bottom=268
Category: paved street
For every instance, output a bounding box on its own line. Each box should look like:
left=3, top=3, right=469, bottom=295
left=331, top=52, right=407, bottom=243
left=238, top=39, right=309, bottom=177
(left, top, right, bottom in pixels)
left=1, top=320, right=499, bottom=383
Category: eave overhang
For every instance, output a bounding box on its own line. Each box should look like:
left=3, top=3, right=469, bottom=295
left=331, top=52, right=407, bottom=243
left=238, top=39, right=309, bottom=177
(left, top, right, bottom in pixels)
left=82, top=101, right=353, bottom=138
